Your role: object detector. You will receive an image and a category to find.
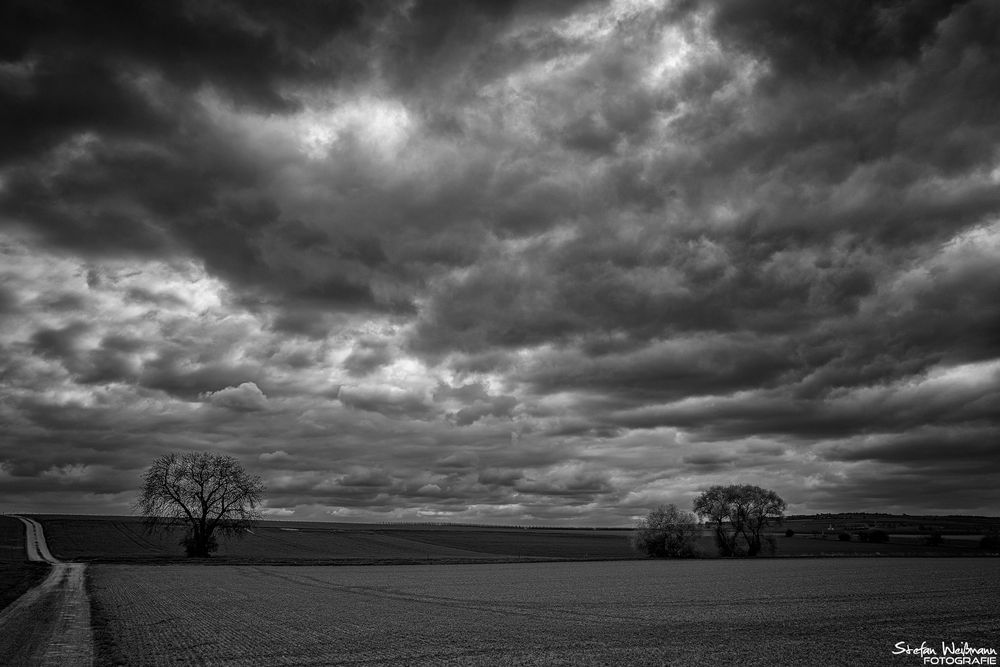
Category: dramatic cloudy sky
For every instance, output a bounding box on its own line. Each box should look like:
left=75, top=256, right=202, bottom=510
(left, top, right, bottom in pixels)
left=2, top=0, right=998, bottom=524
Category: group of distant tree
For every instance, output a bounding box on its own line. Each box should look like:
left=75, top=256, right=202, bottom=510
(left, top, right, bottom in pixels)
left=137, top=452, right=790, bottom=561
left=137, top=452, right=787, bottom=560
left=631, top=484, right=787, bottom=558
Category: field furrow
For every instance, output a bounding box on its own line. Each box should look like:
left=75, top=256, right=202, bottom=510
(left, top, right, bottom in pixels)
left=90, top=559, right=1000, bottom=666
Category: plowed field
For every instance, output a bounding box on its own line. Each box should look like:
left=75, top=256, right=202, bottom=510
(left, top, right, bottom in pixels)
left=90, top=558, right=1000, bottom=666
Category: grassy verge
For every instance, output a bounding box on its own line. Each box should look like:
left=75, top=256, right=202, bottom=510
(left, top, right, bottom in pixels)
left=0, top=562, right=51, bottom=612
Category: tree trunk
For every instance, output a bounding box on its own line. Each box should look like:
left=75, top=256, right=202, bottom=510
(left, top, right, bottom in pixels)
left=183, top=527, right=215, bottom=557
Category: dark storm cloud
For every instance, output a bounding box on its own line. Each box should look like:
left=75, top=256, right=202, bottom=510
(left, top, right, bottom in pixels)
left=605, top=359, right=1000, bottom=441
left=822, top=426, right=1000, bottom=469
left=125, top=287, right=188, bottom=308
left=802, top=461, right=1000, bottom=514
left=140, top=356, right=260, bottom=399
left=29, top=321, right=89, bottom=360
left=1, top=0, right=403, bottom=314
left=33, top=291, right=89, bottom=312
left=514, top=468, right=612, bottom=498
left=521, top=333, right=797, bottom=401
left=453, top=395, right=518, bottom=426
left=336, top=385, right=433, bottom=420
left=695, top=0, right=1000, bottom=241
left=477, top=468, right=523, bottom=487
left=710, top=0, right=967, bottom=81
left=269, top=308, right=338, bottom=340
left=408, top=0, right=1000, bottom=465
left=0, top=0, right=373, bottom=160
left=432, top=381, right=519, bottom=425
left=1, top=0, right=999, bottom=520
left=434, top=451, right=479, bottom=472
left=0, top=285, right=21, bottom=314
left=342, top=339, right=393, bottom=377
left=378, top=0, right=599, bottom=97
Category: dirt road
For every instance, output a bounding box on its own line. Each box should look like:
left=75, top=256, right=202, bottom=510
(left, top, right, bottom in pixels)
left=0, top=516, right=93, bottom=666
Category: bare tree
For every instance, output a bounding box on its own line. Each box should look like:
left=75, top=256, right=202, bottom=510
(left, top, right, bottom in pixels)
left=692, top=485, right=742, bottom=556
left=736, top=485, right=786, bottom=556
left=693, top=484, right=785, bottom=557
left=630, top=504, right=701, bottom=558
left=136, top=451, right=264, bottom=557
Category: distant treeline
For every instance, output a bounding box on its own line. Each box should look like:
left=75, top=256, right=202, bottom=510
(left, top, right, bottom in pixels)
left=376, top=522, right=631, bottom=530
left=788, top=513, right=999, bottom=520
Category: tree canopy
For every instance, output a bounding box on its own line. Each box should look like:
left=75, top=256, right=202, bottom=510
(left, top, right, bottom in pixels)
left=630, top=504, right=700, bottom=558
left=136, top=451, right=264, bottom=557
left=693, top=484, right=786, bottom=557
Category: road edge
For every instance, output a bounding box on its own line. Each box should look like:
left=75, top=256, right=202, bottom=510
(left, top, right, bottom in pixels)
left=0, top=515, right=95, bottom=666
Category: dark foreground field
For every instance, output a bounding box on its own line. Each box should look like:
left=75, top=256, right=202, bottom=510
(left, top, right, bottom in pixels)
left=89, top=558, right=1000, bottom=666
left=0, top=516, right=50, bottom=612
left=31, top=515, right=986, bottom=564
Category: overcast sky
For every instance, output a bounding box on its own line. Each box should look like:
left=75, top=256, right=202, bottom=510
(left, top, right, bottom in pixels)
left=1, top=0, right=998, bottom=524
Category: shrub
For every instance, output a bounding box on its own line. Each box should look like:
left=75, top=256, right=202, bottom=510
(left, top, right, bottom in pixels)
left=630, top=504, right=701, bottom=558
left=837, top=532, right=852, bottom=542
left=924, top=531, right=943, bottom=547
left=980, top=530, right=1000, bottom=551
left=784, top=529, right=795, bottom=537
left=866, top=529, right=889, bottom=543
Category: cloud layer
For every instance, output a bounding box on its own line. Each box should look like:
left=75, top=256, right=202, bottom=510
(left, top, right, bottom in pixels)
left=1, top=0, right=998, bottom=523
